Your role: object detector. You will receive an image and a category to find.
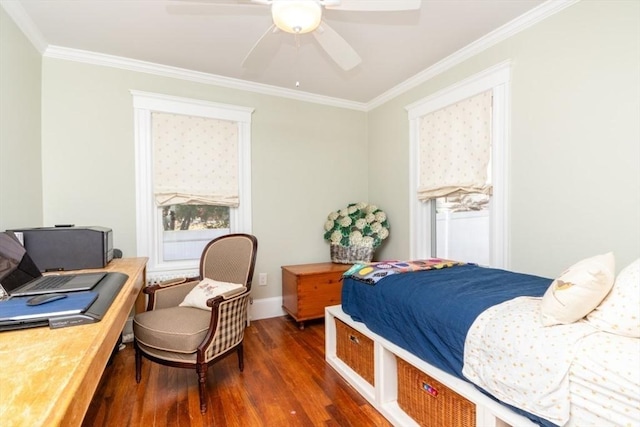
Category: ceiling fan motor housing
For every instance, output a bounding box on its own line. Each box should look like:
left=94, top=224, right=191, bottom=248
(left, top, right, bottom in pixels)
left=271, top=0, right=322, bottom=34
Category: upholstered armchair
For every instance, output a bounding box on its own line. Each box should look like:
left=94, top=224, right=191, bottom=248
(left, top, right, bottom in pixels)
left=133, top=233, right=258, bottom=413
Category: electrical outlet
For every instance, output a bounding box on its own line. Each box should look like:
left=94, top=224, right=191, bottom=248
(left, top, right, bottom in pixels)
left=258, top=273, right=267, bottom=286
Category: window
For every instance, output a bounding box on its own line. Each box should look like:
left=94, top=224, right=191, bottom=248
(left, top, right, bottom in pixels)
left=435, top=194, right=491, bottom=266
left=132, top=91, right=253, bottom=277
left=161, top=204, right=230, bottom=261
left=406, top=62, right=510, bottom=268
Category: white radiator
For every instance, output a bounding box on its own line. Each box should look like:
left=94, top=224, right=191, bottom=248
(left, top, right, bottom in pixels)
left=145, top=270, right=199, bottom=286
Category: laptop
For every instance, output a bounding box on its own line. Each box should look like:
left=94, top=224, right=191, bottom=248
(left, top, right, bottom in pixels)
left=0, top=231, right=106, bottom=298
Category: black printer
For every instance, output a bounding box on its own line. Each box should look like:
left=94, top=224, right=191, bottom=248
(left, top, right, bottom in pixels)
left=10, top=226, right=113, bottom=271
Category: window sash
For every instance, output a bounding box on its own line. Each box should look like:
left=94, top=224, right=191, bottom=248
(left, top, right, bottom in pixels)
left=406, top=62, right=510, bottom=269
left=132, top=91, right=253, bottom=275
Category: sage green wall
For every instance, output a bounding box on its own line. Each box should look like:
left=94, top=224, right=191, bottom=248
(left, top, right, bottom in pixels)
left=4, top=0, right=639, bottom=300
left=40, top=59, right=367, bottom=299
left=370, top=0, right=640, bottom=276
left=0, top=8, right=42, bottom=231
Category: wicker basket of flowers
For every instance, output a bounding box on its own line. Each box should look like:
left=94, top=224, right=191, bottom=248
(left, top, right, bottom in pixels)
left=323, top=202, right=390, bottom=264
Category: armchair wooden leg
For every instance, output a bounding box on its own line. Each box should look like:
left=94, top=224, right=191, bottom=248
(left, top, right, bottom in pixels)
left=135, top=342, right=142, bottom=384
left=197, top=363, right=208, bottom=414
left=237, top=343, right=244, bottom=372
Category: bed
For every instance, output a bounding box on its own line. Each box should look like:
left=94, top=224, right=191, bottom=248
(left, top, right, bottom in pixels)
left=325, top=256, right=640, bottom=427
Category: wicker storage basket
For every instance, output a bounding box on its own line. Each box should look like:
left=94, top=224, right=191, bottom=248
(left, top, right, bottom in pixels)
left=335, top=319, right=374, bottom=385
left=330, top=245, right=374, bottom=264
left=396, top=356, right=475, bottom=427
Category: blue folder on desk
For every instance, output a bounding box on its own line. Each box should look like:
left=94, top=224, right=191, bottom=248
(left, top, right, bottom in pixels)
left=0, top=291, right=98, bottom=322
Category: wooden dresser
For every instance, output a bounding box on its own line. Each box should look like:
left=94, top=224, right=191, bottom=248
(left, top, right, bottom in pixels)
left=281, top=262, right=351, bottom=329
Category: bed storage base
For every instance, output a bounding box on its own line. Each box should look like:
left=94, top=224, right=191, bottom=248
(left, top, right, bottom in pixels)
left=397, top=357, right=476, bottom=427
left=325, top=305, right=537, bottom=427
left=335, top=318, right=375, bottom=386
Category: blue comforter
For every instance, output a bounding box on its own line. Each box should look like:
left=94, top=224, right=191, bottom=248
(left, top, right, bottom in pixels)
left=342, top=263, right=554, bottom=426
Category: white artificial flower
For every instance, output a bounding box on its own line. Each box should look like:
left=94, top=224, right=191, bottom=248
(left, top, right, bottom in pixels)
left=355, top=218, right=367, bottom=229
left=362, top=236, right=375, bottom=248
left=328, top=211, right=339, bottom=221
left=339, top=208, right=349, bottom=217
left=375, top=211, right=387, bottom=222
left=349, top=230, right=363, bottom=245
left=371, top=222, right=382, bottom=233
left=365, top=204, right=377, bottom=213
left=348, top=205, right=358, bottom=214
left=356, top=202, right=367, bottom=210
left=379, top=227, right=389, bottom=239
left=338, top=216, right=352, bottom=227
left=330, top=230, right=342, bottom=244
left=365, top=213, right=375, bottom=223
left=324, top=219, right=334, bottom=231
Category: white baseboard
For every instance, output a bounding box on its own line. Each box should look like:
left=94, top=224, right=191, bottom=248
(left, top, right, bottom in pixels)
left=249, top=296, right=287, bottom=321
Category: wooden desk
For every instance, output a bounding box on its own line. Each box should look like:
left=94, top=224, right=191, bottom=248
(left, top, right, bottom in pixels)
left=0, top=257, right=147, bottom=427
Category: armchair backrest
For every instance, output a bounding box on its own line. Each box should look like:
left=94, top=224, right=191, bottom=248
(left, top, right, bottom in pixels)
left=199, top=234, right=258, bottom=290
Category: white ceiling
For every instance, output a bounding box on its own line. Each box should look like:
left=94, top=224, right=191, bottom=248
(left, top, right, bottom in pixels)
left=4, top=0, right=551, bottom=106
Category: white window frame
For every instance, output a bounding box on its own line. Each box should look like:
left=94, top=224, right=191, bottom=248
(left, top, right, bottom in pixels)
left=406, top=61, right=511, bottom=268
left=131, top=90, right=254, bottom=276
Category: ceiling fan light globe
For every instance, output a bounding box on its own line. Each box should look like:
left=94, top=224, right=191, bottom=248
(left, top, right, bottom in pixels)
left=271, top=0, right=322, bottom=34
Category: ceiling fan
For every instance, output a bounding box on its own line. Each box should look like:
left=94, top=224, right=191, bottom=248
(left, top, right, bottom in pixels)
left=169, top=0, right=421, bottom=71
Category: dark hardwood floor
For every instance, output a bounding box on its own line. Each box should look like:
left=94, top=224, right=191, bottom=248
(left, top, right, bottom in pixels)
left=82, top=316, right=391, bottom=427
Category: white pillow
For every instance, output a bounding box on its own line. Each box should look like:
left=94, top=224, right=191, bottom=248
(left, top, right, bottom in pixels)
left=585, top=259, right=640, bottom=337
left=540, top=252, right=615, bottom=326
left=179, top=278, right=244, bottom=311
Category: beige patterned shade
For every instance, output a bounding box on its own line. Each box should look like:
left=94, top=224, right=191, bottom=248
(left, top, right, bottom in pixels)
left=152, top=112, right=239, bottom=207
left=418, top=90, right=492, bottom=201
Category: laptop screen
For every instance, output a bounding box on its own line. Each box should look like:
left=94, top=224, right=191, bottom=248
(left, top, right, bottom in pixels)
left=0, top=232, right=42, bottom=293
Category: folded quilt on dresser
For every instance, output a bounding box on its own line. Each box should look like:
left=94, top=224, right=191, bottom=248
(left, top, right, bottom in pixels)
left=463, top=296, right=600, bottom=426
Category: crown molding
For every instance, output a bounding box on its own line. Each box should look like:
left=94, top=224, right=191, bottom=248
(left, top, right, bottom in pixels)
left=4, top=0, right=578, bottom=112
left=43, top=45, right=369, bottom=112
left=366, top=0, right=580, bottom=111
left=0, top=0, right=47, bottom=53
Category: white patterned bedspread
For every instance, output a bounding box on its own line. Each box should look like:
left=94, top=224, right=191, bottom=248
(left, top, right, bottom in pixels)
left=462, top=296, right=632, bottom=426
left=565, top=332, right=640, bottom=427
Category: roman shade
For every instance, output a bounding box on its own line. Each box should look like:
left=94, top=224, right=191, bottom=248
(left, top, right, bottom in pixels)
left=417, top=90, right=492, bottom=201
left=152, top=112, right=239, bottom=207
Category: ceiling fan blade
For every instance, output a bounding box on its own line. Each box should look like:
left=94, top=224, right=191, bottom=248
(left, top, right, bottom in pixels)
left=312, top=21, right=361, bottom=71
left=323, top=0, right=421, bottom=11
left=241, top=24, right=281, bottom=69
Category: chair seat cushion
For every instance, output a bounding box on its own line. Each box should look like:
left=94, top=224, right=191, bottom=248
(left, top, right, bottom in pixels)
left=179, top=278, right=244, bottom=311
left=133, top=306, right=211, bottom=354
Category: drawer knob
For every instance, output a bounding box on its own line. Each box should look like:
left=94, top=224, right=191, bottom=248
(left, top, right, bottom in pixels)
left=349, top=334, right=360, bottom=344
